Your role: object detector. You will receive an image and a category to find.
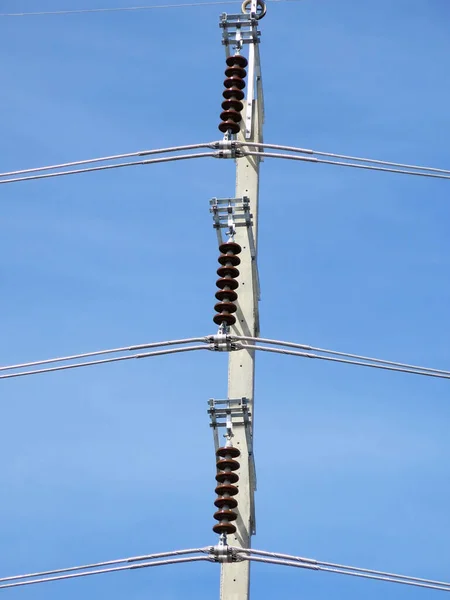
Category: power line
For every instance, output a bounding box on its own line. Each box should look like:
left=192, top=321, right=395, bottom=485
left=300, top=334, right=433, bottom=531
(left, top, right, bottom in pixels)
left=3, top=145, right=449, bottom=186
left=3, top=335, right=447, bottom=378
left=236, top=336, right=450, bottom=376
left=241, top=555, right=450, bottom=593
left=0, top=345, right=209, bottom=380
left=0, top=2, right=240, bottom=17
left=244, top=151, right=450, bottom=181
left=238, top=547, right=450, bottom=588
left=0, top=152, right=217, bottom=185
left=0, top=548, right=209, bottom=583
left=2, top=335, right=450, bottom=381
left=0, top=143, right=214, bottom=178
left=245, top=142, right=450, bottom=175
left=0, top=556, right=212, bottom=590
left=0, top=0, right=300, bottom=17
left=0, top=138, right=431, bottom=180
left=0, top=337, right=208, bottom=372
left=243, top=344, right=450, bottom=380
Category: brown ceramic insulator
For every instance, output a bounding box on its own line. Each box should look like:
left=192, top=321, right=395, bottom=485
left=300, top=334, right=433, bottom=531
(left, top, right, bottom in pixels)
left=226, top=54, right=248, bottom=68
left=213, top=313, right=236, bottom=326
left=213, top=522, right=236, bottom=535
left=216, top=457, right=240, bottom=471
left=223, top=87, right=245, bottom=101
left=216, top=446, right=241, bottom=458
left=218, top=253, right=240, bottom=267
left=217, top=265, right=240, bottom=279
left=215, top=483, right=239, bottom=496
left=214, top=239, right=241, bottom=326
left=215, top=289, right=238, bottom=303
left=214, top=496, right=238, bottom=509
left=224, top=76, right=246, bottom=90
left=215, top=470, right=239, bottom=484
left=216, top=277, right=239, bottom=291
left=218, top=120, right=240, bottom=134
left=214, top=509, right=238, bottom=522
left=222, top=99, right=244, bottom=113
left=224, top=65, right=247, bottom=79
left=219, top=241, right=242, bottom=255
left=214, top=301, right=237, bottom=315
left=220, top=109, right=242, bottom=124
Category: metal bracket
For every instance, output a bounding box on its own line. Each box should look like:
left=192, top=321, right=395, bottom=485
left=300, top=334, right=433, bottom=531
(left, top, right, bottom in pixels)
left=208, top=397, right=257, bottom=535
left=210, top=196, right=253, bottom=246
left=220, top=13, right=260, bottom=50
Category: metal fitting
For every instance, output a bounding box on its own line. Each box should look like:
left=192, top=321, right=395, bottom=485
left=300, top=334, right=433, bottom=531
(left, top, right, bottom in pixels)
left=209, top=544, right=243, bottom=563
left=208, top=333, right=232, bottom=351
left=213, top=139, right=241, bottom=151
left=214, top=148, right=243, bottom=159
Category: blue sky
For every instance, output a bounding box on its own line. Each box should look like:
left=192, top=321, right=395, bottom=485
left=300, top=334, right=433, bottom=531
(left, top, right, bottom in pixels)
left=1, top=0, right=450, bottom=598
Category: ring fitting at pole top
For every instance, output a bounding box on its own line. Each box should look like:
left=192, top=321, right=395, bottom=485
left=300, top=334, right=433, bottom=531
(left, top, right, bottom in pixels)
left=241, top=0, right=267, bottom=19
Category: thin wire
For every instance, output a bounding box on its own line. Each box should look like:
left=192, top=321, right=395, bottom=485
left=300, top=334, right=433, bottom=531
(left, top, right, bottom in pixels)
left=0, top=143, right=214, bottom=178
left=0, top=548, right=209, bottom=583
left=235, top=336, right=450, bottom=376
left=243, top=151, right=450, bottom=181
left=0, top=152, right=216, bottom=185
left=0, top=345, right=209, bottom=380
left=0, top=337, right=208, bottom=372
left=242, top=556, right=450, bottom=592
left=0, top=556, right=211, bottom=589
left=242, top=344, right=450, bottom=380
left=237, top=547, right=450, bottom=587
left=244, top=142, right=450, bottom=176
left=0, top=0, right=301, bottom=17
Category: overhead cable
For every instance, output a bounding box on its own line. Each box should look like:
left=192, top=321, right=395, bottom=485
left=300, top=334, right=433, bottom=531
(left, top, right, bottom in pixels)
left=3, top=141, right=449, bottom=184
left=243, top=344, right=450, bottom=380
left=0, top=0, right=301, bottom=17
left=0, top=143, right=214, bottom=178
left=0, top=548, right=209, bottom=583
left=241, top=555, right=450, bottom=592
left=0, top=345, right=209, bottom=380
left=0, top=152, right=216, bottom=185
left=237, top=547, right=450, bottom=588
left=0, top=556, right=211, bottom=590
left=235, top=336, right=450, bottom=376
left=244, top=142, right=450, bottom=176
left=243, top=151, right=450, bottom=181
left=0, top=337, right=208, bottom=373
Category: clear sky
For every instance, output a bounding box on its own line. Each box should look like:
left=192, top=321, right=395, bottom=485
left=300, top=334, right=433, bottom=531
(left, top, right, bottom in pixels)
left=1, top=0, right=450, bottom=598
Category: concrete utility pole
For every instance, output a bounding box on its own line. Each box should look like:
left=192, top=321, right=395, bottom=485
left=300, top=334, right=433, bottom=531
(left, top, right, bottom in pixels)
left=218, top=3, right=265, bottom=599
